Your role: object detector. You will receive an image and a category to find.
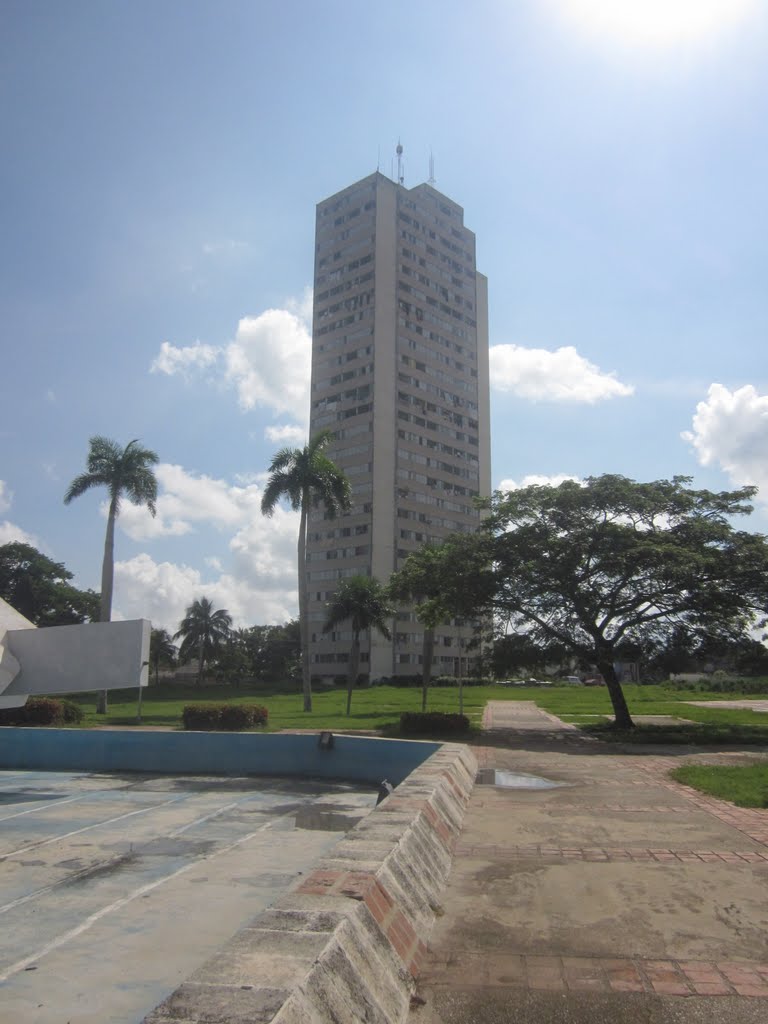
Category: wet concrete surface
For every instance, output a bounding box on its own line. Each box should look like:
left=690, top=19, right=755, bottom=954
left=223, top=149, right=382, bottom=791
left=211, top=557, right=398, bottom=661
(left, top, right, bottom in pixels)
left=0, top=769, right=376, bottom=1023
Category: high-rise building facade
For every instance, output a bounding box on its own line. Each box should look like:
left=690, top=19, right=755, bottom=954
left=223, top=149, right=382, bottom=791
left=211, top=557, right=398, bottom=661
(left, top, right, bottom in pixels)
left=307, top=171, right=490, bottom=682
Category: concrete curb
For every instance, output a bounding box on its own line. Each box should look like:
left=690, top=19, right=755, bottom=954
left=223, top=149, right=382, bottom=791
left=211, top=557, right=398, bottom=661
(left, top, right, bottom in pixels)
left=143, top=742, right=477, bottom=1024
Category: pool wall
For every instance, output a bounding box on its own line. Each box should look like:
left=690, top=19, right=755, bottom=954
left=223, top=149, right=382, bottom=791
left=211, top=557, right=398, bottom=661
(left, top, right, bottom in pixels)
left=0, top=728, right=440, bottom=786
left=144, top=741, right=478, bottom=1024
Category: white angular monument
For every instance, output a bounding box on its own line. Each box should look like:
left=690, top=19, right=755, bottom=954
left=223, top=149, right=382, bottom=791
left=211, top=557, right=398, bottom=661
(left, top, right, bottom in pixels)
left=0, top=596, right=149, bottom=709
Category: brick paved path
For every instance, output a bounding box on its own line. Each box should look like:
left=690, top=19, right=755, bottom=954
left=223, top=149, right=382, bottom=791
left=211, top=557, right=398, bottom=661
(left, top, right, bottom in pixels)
left=411, top=716, right=768, bottom=1023
left=481, top=699, right=578, bottom=732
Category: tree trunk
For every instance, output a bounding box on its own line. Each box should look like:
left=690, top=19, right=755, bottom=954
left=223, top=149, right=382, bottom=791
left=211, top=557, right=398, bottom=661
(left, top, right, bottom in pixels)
left=598, top=656, right=634, bottom=728
left=197, top=638, right=205, bottom=687
left=458, top=627, right=464, bottom=717
left=347, top=631, right=360, bottom=716
left=298, top=501, right=312, bottom=712
left=421, top=625, right=434, bottom=712
left=96, top=497, right=118, bottom=714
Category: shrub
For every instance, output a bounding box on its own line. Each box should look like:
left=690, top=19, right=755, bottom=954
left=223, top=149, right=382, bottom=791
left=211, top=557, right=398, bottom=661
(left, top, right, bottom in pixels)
left=219, top=704, right=253, bottom=730
left=0, top=697, right=81, bottom=726
left=182, top=704, right=223, bottom=730
left=182, top=703, right=269, bottom=731
left=400, top=711, right=470, bottom=735
left=59, top=698, right=85, bottom=724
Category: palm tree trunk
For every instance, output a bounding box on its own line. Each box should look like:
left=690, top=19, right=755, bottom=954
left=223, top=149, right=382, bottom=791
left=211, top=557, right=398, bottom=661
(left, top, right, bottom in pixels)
left=347, top=630, right=360, bottom=716
left=100, top=497, right=117, bottom=622
left=96, top=497, right=118, bottom=714
left=458, top=626, right=464, bottom=717
left=197, top=638, right=205, bottom=687
left=298, top=501, right=312, bottom=712
left=421, top=625, right=434, bottom=712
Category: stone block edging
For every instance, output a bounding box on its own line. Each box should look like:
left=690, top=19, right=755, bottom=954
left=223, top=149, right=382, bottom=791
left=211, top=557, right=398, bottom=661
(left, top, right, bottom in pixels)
left=143, top=742, right=477, bottom=1024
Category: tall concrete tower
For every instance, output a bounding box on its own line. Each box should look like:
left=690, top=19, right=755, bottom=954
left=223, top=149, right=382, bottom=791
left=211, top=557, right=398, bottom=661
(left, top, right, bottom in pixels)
left=306, top=170, right=490, bottom=682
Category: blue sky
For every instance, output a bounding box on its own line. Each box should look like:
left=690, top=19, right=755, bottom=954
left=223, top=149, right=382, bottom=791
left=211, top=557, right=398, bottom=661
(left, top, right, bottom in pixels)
left=1, top=0, right=767, bottom=631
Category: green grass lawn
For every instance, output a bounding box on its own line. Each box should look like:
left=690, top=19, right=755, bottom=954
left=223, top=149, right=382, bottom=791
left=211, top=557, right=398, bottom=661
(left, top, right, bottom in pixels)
left=57, top=680, right=768, bottom=744
left=533, top=683, right=768, bottom=744
left=671, top=763, right=768, bottom=807
left=65, top=683, right=507, bottom=732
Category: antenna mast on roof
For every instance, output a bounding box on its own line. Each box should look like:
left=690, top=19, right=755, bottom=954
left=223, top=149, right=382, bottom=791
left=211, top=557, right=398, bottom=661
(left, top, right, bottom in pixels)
left=396, top=140, right=404, bottom=185
left=428, top=148, right=435, bottom=186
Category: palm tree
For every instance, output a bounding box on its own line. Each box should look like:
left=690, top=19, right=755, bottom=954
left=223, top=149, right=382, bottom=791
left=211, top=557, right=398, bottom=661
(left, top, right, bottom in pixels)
left=149, top=627, right=177, bottom=686
left=174, top=597, right=232, bottom=687
left=64, top=436, right=159, bottom=712
left=324, top=576, right=393, bottom=716
left=389, top=546, right=446, bottom=713
left=261, top=430, right=351, bottom=712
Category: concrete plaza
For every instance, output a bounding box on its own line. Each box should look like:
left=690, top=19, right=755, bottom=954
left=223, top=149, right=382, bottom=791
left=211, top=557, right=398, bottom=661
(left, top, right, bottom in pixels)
left=412, top=702, right=768, bottom=1023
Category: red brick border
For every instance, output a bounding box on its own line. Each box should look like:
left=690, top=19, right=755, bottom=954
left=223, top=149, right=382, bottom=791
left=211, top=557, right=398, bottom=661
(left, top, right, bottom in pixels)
left=424, top=954, right=768, bottom=997
left=454, top=842, right=768, bottom=863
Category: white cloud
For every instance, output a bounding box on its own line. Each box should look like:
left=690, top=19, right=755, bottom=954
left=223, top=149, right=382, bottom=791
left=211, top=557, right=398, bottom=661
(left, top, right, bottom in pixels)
left=149, top=292, right=313, bottom=434
left=497, top=474, right=582, bottom=491
left=683, top=383, right=768, bottom=501
left=225, top=307, right=311, bottom=423
left=150, top=340, right=221, bottom=377
left=489, top=344, right=634, bottom=403
left=285, top=286, right=314, bottom=323
left=107, top=462, right=302, bottom=629
left=265, top=423, right=307, bottom=445
left=113, top=547, right=298, bottom=633
left=0, top=521, right=40, bottom=547
left=114, top=463, right=265, bottom=541
left=0, top=481, right=40, bottom=547
left=202, top=239, right=250, bottom=256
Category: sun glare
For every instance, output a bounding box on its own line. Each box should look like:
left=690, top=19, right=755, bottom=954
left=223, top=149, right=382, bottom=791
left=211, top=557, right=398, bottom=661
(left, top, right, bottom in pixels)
left=558, top=0, right=757, bottom=47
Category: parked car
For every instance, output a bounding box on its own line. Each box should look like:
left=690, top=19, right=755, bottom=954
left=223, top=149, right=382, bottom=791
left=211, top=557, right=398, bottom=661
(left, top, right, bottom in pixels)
left=561, top=675, right=583, bottom=685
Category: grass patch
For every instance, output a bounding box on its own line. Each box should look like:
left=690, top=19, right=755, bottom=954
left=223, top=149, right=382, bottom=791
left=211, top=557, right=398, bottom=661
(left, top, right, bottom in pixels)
left=582, top=721, right=768, bottom=746
left=62, top=683, right=512, bottom=733
left=671, top=763, right=768, bottom=806
left=46, top=680, right=768, bottom=744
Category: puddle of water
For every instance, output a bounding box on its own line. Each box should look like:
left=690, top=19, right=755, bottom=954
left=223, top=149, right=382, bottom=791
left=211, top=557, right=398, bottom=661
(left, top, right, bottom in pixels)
left=476, top=769, right=567, bottom=790
left=293, top=806, right=365, bottom=832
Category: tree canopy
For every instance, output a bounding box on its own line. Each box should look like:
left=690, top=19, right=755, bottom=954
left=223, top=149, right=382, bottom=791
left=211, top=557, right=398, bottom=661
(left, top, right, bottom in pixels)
left=324, top=575, right=393, bottom=715
left=402, top=475, right=768, bottom=728
left=0, top=542, right=99, bottom=626
left=174, top=597, right=232, bottom=686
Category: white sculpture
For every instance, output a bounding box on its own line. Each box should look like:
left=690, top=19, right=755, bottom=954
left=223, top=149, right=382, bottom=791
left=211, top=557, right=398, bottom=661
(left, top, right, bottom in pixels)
left=0, top=596, right=149, bottom=710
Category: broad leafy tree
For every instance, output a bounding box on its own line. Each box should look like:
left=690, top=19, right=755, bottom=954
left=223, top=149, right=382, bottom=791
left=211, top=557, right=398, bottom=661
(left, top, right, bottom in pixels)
left=389, top=538, right=487, bottom=712
left=261, top=430, right=351, bottom=712
left=246, top=621, right=301, bottom=681
left=0, top=542, right=99, bottom=626
left=428, top=475, right=768, bottom=728
left=215, top=628, right=253, bottom=687
left=64, top=436, right=159, bottom=712
left=174, top=597, right=232, bottom=686
left=149, top=627, right=177, bottom=685
left=323, top=576, right=393, bottom=715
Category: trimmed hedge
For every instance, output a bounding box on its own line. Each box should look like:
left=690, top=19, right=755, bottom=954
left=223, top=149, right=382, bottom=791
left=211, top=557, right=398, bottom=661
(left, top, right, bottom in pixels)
left=0, top=697, right=84, bottom=727
left=182, top=703, right=269, bottom=731
left=400, top=711, right=470, bottom=735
